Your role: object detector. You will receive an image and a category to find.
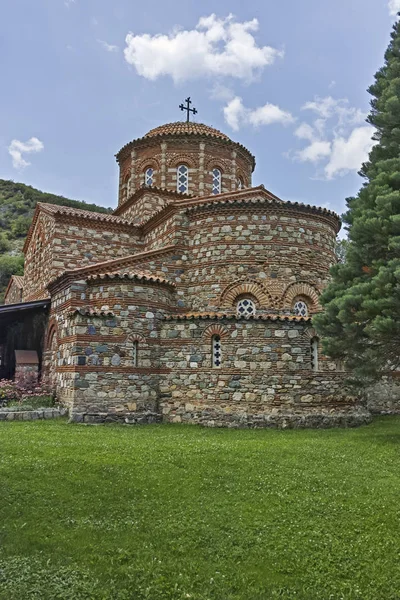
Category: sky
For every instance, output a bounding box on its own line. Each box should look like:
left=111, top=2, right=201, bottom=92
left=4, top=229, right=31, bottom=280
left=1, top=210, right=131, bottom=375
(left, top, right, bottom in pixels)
left=0, top=0, right=398, bottom=225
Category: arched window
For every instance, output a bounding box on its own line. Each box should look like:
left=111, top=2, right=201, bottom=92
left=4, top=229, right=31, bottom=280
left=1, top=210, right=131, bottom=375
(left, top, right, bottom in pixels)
left=212, top=168, right=221, bottom=194
left=212, top=335, right=222, bottom=368
left=144, top=167, right=154, bottom=187
left=132, top=341, right=138, bottom=367
left=293, top=300, right=308, bottom=317
left=177, top=164, right=189, bottom=193
left=237, top=176, right=244, bottom=190
left=237, top=298, right=256, bottom=318
left=311, top=337, right=319, bottom=372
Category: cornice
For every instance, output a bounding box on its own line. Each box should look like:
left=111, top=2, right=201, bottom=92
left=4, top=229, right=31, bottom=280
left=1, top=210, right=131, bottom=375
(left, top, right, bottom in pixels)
left=47, top=244, right=185, bottom=295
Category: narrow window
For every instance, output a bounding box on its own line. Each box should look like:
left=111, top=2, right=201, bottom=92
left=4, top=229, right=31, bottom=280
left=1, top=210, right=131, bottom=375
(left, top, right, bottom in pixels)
left=212, top=335, right=222, bottom=368
left=237, top=298, right=256, bottom=318
left=293, top=300, right=308, bottom=317
left=212, top=168, right=221, bottom=194
left=237, top=176, right=244, bottom=190
left=132, top=341, right=138, bottom=367
left=311, top=338, right=319, bottom=372
left=177, top=164, right=189, bottom=193
left=145, top=167, right=154, bottom=187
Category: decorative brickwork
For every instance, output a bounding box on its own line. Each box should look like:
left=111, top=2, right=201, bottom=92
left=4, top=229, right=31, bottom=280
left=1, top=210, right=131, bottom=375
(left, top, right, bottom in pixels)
left=3, top=119, right=375, bottom=427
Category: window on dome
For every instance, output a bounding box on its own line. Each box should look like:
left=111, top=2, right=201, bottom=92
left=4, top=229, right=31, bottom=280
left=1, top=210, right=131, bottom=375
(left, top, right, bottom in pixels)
left=212, top=168, right=222, bottom=194
left=144, top=167, right=154, bottom=187
left=177, top=164, right=189, bottom=193
left=311, top=337, right=319, bottom=372
left=237, top=177, right=244, bottom=190
left=293, top=300, right=308, bottom=317
left=212, top=335, right=222, bottom=368
left=237, top=298, right=256, bottom=318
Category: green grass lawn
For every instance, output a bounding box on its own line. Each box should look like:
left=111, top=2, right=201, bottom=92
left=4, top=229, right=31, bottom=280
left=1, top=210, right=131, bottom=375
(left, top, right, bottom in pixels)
left=1, top=418, right=400, bottom=600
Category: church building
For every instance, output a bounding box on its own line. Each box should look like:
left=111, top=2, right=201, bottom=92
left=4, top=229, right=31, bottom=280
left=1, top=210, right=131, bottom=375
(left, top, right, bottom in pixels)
left=0, top=108, right=371, bottom=427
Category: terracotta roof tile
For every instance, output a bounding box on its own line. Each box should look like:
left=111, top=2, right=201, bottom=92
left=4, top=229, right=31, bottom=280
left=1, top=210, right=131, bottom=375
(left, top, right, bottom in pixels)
left=164, top=313, right=311, bottom=322
left=39, top=203, right=130, bottom=224
left=144, top=122, right=231, bottom=141
left=11, top=275, right=24, bottom=289
left=116, top=121, right=255, bottom=169
left=86, top=271, right=175, bottom=287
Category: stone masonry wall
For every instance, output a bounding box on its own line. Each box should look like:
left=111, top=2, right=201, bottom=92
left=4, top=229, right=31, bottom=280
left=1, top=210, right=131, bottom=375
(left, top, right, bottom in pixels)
left=49, top=277, right=176, bottom=420
left=4, top=279, right=23, bottom=305
left=159, top=318, right=370, bottom=428
left=183, top=204, right=337, bottom=312
left=23, top=216, right=142, bottom=302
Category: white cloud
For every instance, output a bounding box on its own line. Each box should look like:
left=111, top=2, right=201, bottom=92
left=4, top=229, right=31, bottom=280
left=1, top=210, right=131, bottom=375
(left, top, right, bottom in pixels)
left=124, top=14, right=283, bottom=83
left=98, top=40, right=119, bottom=52
left=64, top=0, right=75, bottom=7
left=324, top=126, right=377, bottom=179
left=294, top=123, right=315, bottom=141
left=209, top=83, right=235, bottom=102
left=8, top=137, right=44, bottom=170
left=388, top=0, right=400, bottom=16
left=224, top=96, right=294, bottom=131
left=297, top=141, right=332, bottom=163
left=290, top=95, right=373, bottom=179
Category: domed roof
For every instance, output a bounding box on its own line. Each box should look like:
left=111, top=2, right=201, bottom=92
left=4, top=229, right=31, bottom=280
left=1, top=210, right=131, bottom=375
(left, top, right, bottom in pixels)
left=144, top=121, right=231, bottom=141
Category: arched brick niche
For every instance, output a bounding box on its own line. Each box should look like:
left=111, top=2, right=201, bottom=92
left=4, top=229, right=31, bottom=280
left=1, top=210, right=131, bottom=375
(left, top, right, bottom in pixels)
left=115, top=122, right=255, bottom=207
left=220, top=280, right=273, bottom=310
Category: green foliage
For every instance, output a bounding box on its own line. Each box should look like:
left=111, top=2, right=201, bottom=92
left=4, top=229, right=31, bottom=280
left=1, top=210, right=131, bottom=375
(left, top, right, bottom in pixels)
left=0, top=419, right=400, bottom=599
left=0, top=234, right=10, bottom=253
left=0, top=179, right=112, bottom=301
left=314, top=20, right=400, bottom=381
left=0, top=254, right=24, bottom=299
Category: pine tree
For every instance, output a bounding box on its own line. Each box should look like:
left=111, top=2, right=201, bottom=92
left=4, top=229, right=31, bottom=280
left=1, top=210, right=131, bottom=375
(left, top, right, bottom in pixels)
left=314, top=18, right=400, bottom=380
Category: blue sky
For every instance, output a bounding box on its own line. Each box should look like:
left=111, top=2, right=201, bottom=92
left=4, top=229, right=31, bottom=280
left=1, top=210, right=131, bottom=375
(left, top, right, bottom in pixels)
left=0, top=0, right=397, bottom=224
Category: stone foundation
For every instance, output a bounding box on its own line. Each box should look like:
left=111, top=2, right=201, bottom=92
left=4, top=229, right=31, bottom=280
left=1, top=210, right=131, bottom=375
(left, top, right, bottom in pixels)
left=365, top=376, right=400, bottom=414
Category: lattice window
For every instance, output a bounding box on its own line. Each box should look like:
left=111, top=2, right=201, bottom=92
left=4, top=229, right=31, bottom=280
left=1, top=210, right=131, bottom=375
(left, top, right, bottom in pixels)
left=293, top=300, right=308, bottom=317
left=237, top=177, right=244, bottom=190
left=237, top=298, right=256, bottom=318
left=212, top=168, right=221, bottom=194
left=145, top=167, right=154, bottom=187
left=311, top=337, right=319, bottom=372
left=132, top=341, right=138, bottom=367
left=212, top=335, right=222, bottom=368
left=177, top=164, right=189, bottom=193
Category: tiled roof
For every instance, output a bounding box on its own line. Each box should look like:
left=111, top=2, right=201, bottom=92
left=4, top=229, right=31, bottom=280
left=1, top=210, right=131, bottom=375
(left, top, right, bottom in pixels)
left=115, top=121, right=255, bottom=169
left=23, top=203, right=136, bottom=253
left=11, top=275, right=24, bottom=289
left=164, top=313, right=311, bottom=322
left=86, top=271, right=175, bottom=287
left=144, top=122, right=231, bottom=141
left=38, top=203, right=129, bottom=224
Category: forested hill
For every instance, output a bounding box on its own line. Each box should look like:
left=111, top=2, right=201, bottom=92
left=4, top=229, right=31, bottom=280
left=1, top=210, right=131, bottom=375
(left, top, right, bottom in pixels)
left=0, top=179, right=112, bottom=302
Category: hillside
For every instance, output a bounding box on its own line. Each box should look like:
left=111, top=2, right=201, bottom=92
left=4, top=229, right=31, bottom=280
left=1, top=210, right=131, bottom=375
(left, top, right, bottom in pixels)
left=0, top=179, right=112, bottom=302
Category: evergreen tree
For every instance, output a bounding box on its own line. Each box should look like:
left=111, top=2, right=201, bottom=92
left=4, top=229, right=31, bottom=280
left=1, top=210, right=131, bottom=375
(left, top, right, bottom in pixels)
left=314, top=18, right=400, bottom=380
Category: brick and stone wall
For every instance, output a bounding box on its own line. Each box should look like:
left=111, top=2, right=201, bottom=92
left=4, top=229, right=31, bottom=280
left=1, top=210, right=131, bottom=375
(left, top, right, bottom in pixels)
left=116, top=132, right=254, bottom=208
left=4, top=277, right=23, bottom=305
left=182, top=204, right=337, bottom=313
left=23, top=213, right=142, bottom=302
left=47, top=276, right=175, bottom=419
left=158, top=318, right=369, bottom=428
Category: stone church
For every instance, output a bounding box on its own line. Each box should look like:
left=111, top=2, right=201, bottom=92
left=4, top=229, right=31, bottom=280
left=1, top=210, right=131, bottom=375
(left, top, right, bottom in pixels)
left=0, top=115, right=371, bottom=427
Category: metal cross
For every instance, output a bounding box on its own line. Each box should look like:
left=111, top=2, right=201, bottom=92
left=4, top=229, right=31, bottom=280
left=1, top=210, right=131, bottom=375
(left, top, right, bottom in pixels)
left=179, top=97, right=197, bottom=122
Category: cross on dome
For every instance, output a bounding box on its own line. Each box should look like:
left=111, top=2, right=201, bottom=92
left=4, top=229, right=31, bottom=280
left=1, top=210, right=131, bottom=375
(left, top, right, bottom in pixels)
left=179, top=97, right=197, bottom=122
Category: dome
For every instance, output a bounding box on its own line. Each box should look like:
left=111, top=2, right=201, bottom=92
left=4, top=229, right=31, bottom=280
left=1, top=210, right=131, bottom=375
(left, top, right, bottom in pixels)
left=116, top=119, right=255, bottom=206
left=144, top=121, right=232, bottom=141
